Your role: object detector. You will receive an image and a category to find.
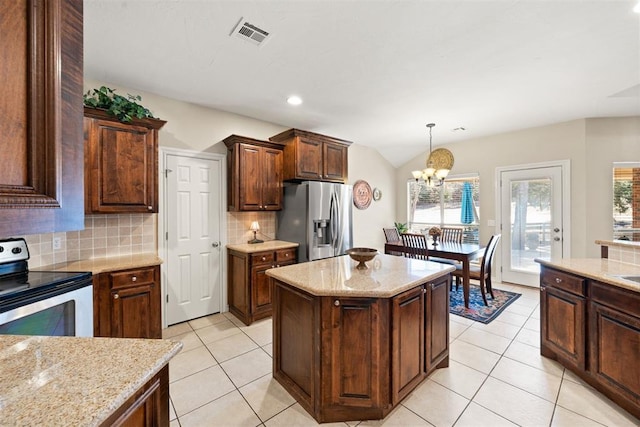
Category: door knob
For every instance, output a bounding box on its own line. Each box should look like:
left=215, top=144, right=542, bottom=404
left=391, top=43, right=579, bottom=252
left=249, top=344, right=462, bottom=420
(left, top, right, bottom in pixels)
left=553, top=228, right=560, bottom=232
left=212, top=242, right=219, bottom=248
left=554, top=237, right=560, bottom=241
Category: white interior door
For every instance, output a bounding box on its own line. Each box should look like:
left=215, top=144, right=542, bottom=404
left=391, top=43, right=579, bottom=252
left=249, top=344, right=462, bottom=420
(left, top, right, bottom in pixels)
left=499, top=163, right=569, bottom=287
left=165, top=153, right=222, bottom=325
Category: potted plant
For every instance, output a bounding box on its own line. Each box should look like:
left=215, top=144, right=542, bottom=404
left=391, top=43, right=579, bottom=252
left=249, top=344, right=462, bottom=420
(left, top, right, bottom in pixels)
left=83, top=86, right=157, bottom=123
left=394, top=222, right=408, bottom=234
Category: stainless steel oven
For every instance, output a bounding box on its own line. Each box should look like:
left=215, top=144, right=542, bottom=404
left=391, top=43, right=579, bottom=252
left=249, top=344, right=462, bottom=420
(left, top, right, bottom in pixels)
left=0, top=238, right=93, bottom=337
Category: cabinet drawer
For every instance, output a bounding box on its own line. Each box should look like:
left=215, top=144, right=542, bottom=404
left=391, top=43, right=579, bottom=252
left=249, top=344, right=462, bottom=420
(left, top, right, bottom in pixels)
left=541, top=267, right=585, bottom=296
left=110, top=268, right=156, bottom=289
left=276, top=248, right=296, bottom=264
left=591, top=281, right=640, bottom=319
left=251, top=252, right=275, bottom=266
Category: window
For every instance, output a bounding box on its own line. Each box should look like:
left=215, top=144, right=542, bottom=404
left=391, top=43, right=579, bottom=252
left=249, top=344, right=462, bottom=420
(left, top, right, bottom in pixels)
left=407, top=175, right=480, bottom=243
left=613, top=163, right=639, bottom=241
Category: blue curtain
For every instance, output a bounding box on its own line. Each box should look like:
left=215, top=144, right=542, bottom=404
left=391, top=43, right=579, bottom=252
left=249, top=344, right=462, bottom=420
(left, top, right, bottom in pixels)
left=460, top=182, right=475, bottom=224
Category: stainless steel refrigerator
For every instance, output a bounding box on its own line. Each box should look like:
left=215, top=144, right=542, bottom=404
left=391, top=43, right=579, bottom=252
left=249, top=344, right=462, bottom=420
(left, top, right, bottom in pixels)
left=277, top=181, right=353, bottom=263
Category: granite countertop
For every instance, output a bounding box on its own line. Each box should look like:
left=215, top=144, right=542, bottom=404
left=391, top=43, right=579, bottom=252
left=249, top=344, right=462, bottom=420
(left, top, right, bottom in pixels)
left=266, top=253, right=455, bottom=298
left=0, top=335, right=182, bottom=426
left=226, top=240, right=299, bottom=254
left=595, top=239, right=640, bottom=249
left=536, top=258, right=640, bottom=293
left=35, top=253, right=163, bottom=275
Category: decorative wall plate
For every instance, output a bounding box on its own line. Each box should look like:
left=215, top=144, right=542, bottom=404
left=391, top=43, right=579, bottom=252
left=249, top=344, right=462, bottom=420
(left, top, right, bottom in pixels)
left=353, top=180, right=372, bottom=210
left=427, top=148, right=455, bottom=171
left=373, top=187, right=382, bottom=201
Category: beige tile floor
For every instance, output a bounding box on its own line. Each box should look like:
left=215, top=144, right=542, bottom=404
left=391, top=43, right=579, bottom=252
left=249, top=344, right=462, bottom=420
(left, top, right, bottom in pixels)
left=163, top=283, right=640, bottom=427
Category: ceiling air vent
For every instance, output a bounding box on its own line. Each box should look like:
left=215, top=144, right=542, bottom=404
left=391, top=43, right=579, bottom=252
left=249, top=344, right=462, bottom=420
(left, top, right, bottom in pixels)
left=231, top=18, right=270, bottom=46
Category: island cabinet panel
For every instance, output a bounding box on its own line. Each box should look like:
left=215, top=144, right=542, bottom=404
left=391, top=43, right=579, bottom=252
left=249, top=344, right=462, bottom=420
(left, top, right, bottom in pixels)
left=100, top=365, right=169, bottom=427
left=540, top=267, right=586, bottom=371
left=273, top=284, right=317, bottom=406
left=94, top=265, right=162, bottom=339
left=425, top=275, right=450, bottom=372
left=0, top=0, right=84, bottom=236
left=589, top=281, right=640, bottom=410
left=391, top=286, right=424, bottom=404
left=84, top=108, right=166, bottom=214
left=224, top=135, right=284, bottom=211
left=325, top=297, right=387, bottom=409
left=269, top=128, right=351, bottom=183
left=228, top=247, right=297, bottom=325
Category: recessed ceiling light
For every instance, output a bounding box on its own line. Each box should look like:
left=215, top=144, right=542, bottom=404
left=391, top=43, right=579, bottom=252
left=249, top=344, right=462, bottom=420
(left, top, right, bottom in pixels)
left=287, top=95, right=302, bottom=106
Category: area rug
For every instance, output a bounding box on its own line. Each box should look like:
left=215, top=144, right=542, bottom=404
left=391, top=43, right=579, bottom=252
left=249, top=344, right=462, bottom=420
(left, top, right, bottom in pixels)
left=450, top=284, right=521, bottom=324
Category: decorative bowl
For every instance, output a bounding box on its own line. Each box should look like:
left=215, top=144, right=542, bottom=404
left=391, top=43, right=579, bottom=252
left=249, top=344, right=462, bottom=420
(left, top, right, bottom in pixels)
left=346, top=247, right=378, bottom=270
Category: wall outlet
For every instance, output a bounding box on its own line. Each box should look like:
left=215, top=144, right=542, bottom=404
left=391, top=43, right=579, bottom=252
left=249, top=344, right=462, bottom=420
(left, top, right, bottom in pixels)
left=53, top=237, right=62, bottom=250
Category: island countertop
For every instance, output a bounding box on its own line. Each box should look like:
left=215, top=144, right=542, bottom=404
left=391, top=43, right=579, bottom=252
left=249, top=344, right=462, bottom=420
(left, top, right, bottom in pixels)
left=0, top=335, right=182, bottom=426
left=266, top=253, right=455, bottom=297
left=535, top=258, right=640, bottom=293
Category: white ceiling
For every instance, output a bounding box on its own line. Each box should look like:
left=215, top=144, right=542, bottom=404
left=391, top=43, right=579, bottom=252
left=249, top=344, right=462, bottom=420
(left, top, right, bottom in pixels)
left=84, top=0, right=640, bottom=167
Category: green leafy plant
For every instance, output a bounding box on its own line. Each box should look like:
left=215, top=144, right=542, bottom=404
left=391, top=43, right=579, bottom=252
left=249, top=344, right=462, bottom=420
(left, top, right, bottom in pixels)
left=83, top=86, right=156, bottom=123
left=394, top=222, right=408, bottom=234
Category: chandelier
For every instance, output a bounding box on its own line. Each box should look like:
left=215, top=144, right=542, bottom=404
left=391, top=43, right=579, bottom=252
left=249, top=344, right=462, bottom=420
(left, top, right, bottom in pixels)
left=411, top=123, right=454, bottom=187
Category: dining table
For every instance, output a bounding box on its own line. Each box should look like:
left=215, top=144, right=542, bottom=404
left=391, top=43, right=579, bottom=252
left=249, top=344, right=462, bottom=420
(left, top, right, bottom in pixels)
left=384, top=240, right=485, bottom=308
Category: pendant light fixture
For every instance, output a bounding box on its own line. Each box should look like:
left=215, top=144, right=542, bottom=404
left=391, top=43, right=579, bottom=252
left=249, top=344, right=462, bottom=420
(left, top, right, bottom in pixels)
left=411, top=123, right=454, bottom=187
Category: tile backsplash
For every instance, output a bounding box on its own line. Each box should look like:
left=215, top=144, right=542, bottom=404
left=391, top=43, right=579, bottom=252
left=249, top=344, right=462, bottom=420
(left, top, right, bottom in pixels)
left=24, top=214, right=157, bottom=268
left=226, top=212, right=276, bottom=245
left=21, top=211, right=278, bottom=269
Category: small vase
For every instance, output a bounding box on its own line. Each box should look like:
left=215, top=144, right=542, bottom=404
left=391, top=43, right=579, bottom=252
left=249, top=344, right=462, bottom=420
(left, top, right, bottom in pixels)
left=432, top=235, right=438, bottom=246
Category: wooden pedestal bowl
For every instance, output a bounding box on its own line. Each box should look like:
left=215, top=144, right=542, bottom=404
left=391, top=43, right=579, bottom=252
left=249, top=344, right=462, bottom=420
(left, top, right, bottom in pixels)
left=346, top=248, right=378, bottom=270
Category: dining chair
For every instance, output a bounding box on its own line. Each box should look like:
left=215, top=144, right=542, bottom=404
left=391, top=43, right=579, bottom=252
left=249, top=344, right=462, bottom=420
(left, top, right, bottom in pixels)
left=441, top=226, right=464, bottom=243
left=400, top=233, right=429, bottom=260
left=383, top=227, right=401, bottom=243
left=451, top=234, right=501, bottom=305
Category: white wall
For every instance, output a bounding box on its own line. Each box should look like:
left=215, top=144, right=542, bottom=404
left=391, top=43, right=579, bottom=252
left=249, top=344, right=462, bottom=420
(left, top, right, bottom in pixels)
left=585, top=117, right=640, bottom=256
left=348, top=144, right=397, bottom=252
left=395, top=117, right=640, bottom=259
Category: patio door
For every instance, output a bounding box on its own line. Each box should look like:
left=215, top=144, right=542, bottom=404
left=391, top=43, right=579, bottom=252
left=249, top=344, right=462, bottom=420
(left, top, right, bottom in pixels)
left=498, top=162, right=570, bottom=287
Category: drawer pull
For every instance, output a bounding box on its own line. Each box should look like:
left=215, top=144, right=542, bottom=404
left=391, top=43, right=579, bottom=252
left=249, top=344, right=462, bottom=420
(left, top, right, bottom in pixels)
left=132, top=276, right=137, bottom=282
left=422, top=288, right=427, bottom=293
left=262, top=256, right=266, bottom=261
left=113, top=293, right=119, bottom=299
left=555, top=278, right=562, bottom=283
left=334, top=300, right=340, bottom=306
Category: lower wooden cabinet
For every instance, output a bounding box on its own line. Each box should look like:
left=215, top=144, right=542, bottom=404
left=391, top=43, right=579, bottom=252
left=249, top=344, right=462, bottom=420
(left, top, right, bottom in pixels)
left=540, top=267, right=586, bottom=370
left=540, top=266, right=640, bottom=420
left=228, top=247, right=297, bottom=325
left=272, top=273, right=450, bottom=423
left=94, top=265, right=162, bottom=339
left=100, top=365, right=169, bottom=427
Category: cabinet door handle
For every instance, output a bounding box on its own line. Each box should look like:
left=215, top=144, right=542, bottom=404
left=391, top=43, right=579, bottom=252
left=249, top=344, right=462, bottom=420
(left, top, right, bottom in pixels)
left=422, top=288, right=427, bottom=293
left=113, top=293, right=119, bottom=299
left=148, top=206, right=153, bottom=210
left=555, top=278, right=562, bottom=283
left=541, top=288, right=545, bottom=292
left=262, top=256, right=266, bottom=261
left=334, top=300, right=340, bottom=306
left=132, top=276, right=137, bottom=282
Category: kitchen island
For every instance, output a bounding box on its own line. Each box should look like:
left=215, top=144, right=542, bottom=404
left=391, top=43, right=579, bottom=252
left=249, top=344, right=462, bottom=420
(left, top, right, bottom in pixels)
left=266, top=253, right=455, bottom=423
left=0, top=335, right=182, bottom=426
left=536, top=257, right=640, bottom=420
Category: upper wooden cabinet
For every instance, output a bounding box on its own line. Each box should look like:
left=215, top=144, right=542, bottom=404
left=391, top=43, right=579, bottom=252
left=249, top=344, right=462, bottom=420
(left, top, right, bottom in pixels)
left=0, top=0, right=84, bottom=236
left=84, top=107, right=166, bottom=214
left=224, top=135, right=284, bottom=211
left=269, top=129, right=352, bottom=183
